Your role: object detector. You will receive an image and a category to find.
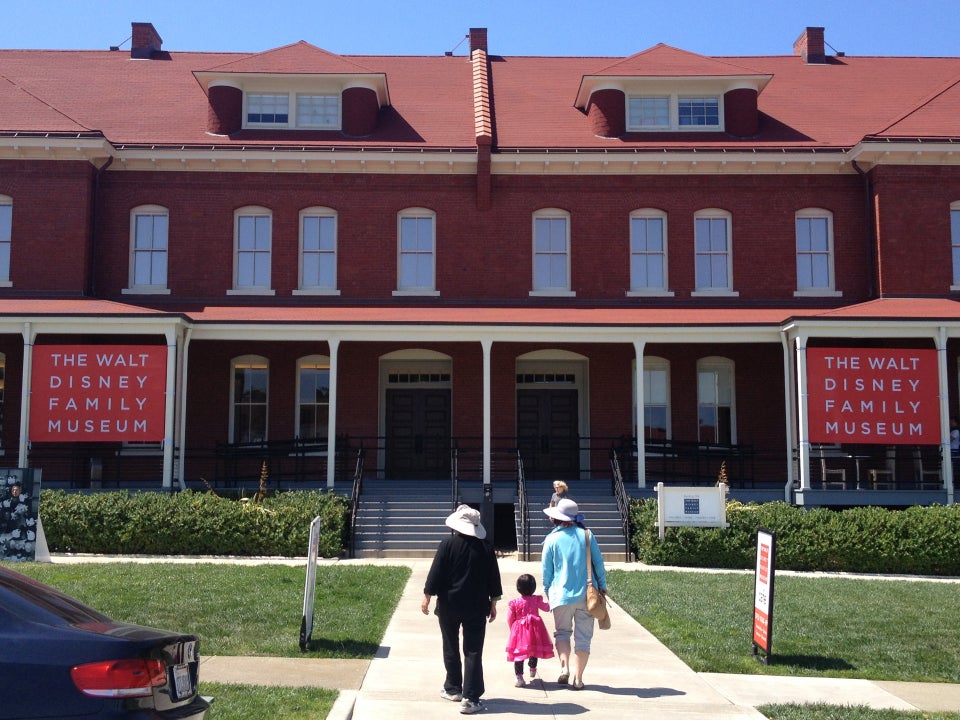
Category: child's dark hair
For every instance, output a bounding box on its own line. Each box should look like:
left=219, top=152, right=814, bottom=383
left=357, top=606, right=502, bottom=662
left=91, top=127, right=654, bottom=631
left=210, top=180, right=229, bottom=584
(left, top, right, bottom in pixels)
left=516, top=573, right=537, bottom=596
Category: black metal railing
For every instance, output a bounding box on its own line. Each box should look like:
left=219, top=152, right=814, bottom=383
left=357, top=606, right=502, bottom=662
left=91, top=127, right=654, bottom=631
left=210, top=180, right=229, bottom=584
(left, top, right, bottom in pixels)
left=609, top=447, right=632, bottom=559
left=516, top=450, right=529, bottom=560
left=348, top=447, right=365, bottom=559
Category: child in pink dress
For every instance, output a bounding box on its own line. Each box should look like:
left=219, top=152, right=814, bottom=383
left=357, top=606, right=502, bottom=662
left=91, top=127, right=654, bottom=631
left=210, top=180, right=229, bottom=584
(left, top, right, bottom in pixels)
left=505, top=573, right=554, bottom=687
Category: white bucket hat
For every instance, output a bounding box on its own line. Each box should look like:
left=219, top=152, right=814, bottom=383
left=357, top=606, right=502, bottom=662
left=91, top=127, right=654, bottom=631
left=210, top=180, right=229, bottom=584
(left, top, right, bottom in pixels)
left=543, top=497, right=582, bottom=522
left=445, top=504, right=486, bottom=539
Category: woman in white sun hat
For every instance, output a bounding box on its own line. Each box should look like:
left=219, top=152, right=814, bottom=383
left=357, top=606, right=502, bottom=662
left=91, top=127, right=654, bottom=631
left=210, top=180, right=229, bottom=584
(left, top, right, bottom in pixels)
left=422, top=504, right=503, bottom=714
left=541, top=497, right=607, bottom=691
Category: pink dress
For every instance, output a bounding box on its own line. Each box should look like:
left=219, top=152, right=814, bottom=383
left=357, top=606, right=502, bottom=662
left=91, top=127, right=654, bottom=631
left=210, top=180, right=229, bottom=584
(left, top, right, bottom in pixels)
left=505, top=595, right=554, bottom=661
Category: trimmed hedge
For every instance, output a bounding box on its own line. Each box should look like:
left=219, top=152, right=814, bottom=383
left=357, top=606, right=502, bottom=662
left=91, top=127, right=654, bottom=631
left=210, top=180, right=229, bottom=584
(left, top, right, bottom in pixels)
left=630, top=499, right=960, bottom=576
left=39, top=490, right=349, bottom=558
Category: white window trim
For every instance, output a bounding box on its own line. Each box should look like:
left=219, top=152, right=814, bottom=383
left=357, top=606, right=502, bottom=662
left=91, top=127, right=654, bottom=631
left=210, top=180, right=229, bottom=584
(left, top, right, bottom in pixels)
left=627, top=208, right=674, bottom=297
left=0, top=195, right=12, bottom=287
left=123, top=204, right=171, bottom=296
left=228, top=205, right=275, bottom=296
left=394, top=207, right=440, bottom=296
left=294, top=206, right=341, bottom=296
left=627, top=93, right=724, bottom=132
left=243, top=91, right=341, bottom=131
left=295, top=355, right=331, bottom=448
left=636, top=356, right=672, bottom=441
left=794, top=208, right=842, bottom=298
left=530, top=208, right=575, bottom=297
left=229, top=355, right=269, bottom=445
left=697, top=356, right=737, bottom=446
left=692, top=208, right=738, bottom=297
left=951, top=201, right=960, bottom=291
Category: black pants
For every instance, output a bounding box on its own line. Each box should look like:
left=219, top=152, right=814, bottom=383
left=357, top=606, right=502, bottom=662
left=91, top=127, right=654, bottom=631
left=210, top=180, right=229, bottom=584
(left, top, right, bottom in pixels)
left=514, top=658, right=538, bottom=675
left=437, top=606, right=487, bottom=702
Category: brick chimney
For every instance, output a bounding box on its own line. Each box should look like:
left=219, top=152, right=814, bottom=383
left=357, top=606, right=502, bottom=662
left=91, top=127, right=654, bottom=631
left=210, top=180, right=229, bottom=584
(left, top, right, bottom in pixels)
left=794, top=27, right=826, bottom=64
left=469, top=28, right=488, bottom=53
left=131, top=22, right=163, bottom=59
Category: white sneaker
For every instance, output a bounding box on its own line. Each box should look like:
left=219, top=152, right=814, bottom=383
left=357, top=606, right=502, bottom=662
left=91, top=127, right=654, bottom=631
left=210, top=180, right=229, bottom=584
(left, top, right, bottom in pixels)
left=440, top=689, right=463, bottom=702
left=460, top=699, right=485, bottom=714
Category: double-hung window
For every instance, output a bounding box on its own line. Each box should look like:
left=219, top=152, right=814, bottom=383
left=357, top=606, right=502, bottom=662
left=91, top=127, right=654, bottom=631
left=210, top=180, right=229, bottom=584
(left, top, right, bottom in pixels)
left=796, top=208, right=839, bottom=296
left=951, top=202, right=960, bottom=288
left=231, top=206, right=273, bottom=294
left=694, top=209, right=735, bottom=295
left=532, top=209, right=573, bottom=295
left=628, top=97, right=669, bottom=129
left=697, top=357, right=736, bottom=445
left=629, top=209, right=671, bottom=295
left=396, top=208, right=438, bottom=295
left=125, top=205, right=169, bottom=294
left=296, top=94, right=340, bottom=129
left=627, top=95, right=722, bottom=132
left=678, top=97, right=720, bottom=127
left=297, top=207, right=338, bottom=295
left=642, top=357, right=671, bottom=441
left=0, top=195, right=11, bottom=286
left=297, top=356, right=330, bottom=444
left=231, top=356, right=268, bottom=444
left=246, top=94, right=289, bottom=125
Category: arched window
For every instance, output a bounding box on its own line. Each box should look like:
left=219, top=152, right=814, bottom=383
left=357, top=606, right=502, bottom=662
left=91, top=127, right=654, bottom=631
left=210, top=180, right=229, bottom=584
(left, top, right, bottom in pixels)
left=629, top=209, right=671, bottom=295
left=693, top=209, right=734, bottom=294
left=697, top=357, right=736, bottom=445
left=795, top=208, right=839, bottom=296
left=395, top=207, right=438, bottom=295
left=297, top=207, right=338, bottom=294
left=531, top=208, right=573, bottom=295
left=230, top=355, right=268, bottom=444
left=296, top=355, right=330, bottom=442
left=230, top=206, right=273, bottom=294
left=126, top=204, right=169, bottom=293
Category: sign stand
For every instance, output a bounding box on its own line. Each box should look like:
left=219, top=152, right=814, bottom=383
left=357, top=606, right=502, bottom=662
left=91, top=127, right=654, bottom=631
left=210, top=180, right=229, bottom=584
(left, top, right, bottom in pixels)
left=752, top=528, right=776, bottom=664
left=299, top=515, right=322, bottom=652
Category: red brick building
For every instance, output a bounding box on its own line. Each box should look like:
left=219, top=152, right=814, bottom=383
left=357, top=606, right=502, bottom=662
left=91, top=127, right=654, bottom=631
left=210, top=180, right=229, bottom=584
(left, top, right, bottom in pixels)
left=2, top=23, right=959, bottom=511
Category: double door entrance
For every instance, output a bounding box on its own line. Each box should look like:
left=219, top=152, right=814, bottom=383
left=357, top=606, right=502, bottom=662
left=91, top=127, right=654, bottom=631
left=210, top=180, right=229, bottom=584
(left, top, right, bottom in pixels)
left=385, top=388, right=451, bottom=479
left=517, top=389, right=580, bottom=480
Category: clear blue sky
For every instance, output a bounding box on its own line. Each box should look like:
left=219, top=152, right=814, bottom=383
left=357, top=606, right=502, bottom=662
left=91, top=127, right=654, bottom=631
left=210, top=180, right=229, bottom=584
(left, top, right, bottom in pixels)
left=3, top=0, right=959, bottom=58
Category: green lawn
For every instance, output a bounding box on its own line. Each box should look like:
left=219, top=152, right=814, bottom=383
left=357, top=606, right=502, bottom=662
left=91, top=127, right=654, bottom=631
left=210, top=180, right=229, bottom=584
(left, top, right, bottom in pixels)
left=3, top=562, right=410, bottom=658
left=199, top=683, right=336, bottom=720
left=608, top=570, right=960, bottom=683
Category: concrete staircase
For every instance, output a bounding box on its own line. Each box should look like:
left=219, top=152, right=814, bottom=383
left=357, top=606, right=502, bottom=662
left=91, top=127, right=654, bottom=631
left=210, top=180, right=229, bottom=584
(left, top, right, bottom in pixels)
left=351, top=479, right=455, bottom=558
left=350, top=478, right=631, bottom=561
left=518, top=480, right=632, bottom=562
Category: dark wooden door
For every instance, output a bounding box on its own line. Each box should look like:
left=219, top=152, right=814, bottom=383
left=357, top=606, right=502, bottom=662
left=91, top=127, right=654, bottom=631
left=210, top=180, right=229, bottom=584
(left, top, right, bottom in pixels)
left=517, top=389, right=579, bottom=480
left=385, top=389, right=451, bottom=479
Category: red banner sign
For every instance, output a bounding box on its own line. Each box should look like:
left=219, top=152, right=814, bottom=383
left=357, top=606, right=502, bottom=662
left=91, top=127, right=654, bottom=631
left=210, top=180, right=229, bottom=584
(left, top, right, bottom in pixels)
left=30, top=346, right=167, bottom=442
left=807, top=348, right=939, bottom=445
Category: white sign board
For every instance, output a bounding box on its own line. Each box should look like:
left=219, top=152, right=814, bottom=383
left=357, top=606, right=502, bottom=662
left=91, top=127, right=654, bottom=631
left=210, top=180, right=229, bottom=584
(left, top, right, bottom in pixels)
left=655, top=482, right=729, bottom=539
left=299, top=515, right=322, bottom=652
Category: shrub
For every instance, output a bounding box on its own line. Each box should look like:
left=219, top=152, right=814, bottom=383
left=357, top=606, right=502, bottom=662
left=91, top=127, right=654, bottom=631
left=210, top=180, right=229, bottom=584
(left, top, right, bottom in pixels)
left=630, top=499, right=960, bottom=576
left=39, top=489, right=349, bottom=557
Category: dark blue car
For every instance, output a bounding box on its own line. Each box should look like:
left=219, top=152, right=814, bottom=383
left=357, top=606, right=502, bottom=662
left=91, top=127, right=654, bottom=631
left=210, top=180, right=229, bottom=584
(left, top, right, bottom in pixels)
left=0, top=565, right=210, bottom=719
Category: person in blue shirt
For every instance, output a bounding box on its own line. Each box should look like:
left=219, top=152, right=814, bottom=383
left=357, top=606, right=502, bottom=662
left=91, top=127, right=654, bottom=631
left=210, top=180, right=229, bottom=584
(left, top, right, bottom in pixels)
left=541, top=497, right=607, bottom=691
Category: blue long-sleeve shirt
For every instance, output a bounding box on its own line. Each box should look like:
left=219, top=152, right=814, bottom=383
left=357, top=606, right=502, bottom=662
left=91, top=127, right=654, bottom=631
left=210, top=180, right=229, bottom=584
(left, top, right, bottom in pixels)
left=541, top=525, right=607, bottom=608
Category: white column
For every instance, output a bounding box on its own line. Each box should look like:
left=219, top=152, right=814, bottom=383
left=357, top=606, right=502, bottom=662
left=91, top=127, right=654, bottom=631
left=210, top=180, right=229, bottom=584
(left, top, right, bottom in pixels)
left=175, top=327, right=192, bottom=491
left=326, top=338, right=340, bottom=488
left=162, top=329, right=178, bottom=490
left=634, top=340, right=646, bottom=489
left=795, top=335, right=811, bottom=490
left=17, top=322, right=35, bottom=468
left=482, top=338, right=492, bottom=486
left=937, top=327, right=954, bottom=504
left=781, top=332, right=796, bottom=501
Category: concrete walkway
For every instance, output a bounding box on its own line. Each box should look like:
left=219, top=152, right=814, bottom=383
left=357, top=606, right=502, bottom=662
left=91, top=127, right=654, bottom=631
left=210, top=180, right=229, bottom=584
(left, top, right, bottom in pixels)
left=195, top=557, right=960, bottom=719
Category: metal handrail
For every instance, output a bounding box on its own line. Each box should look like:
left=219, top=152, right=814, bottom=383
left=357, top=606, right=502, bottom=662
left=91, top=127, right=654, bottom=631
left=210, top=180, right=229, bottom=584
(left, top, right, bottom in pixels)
left=609, top=447, right=632, bottom=560
left=347, top=448, right=365, bottom=559
left=516, top=450, right=529, bottom=560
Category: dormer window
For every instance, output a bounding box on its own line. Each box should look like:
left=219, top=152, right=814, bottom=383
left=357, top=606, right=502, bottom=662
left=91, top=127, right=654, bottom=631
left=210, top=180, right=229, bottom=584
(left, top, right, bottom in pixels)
left=244, top=92, right=340, bottom=129
left=627, top=94, right=721, bottom=131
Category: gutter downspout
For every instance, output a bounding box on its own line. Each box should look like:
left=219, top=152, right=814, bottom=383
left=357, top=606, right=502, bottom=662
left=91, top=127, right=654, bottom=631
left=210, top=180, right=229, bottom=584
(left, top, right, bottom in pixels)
left=851, top=159, right=877, bottom=299
left=88, top=157, right=114, bottom=297
left=18, top=322, right=35, bottom=468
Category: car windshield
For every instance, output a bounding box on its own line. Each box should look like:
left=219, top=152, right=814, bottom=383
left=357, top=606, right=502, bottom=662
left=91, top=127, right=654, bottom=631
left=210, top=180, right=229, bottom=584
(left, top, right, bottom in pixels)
left=0, top=569, right=112, bottom=624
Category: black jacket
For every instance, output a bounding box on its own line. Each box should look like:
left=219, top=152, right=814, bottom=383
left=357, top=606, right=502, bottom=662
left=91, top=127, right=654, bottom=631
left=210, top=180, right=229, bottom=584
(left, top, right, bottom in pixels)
left=424, top=532, right=502, bottom=616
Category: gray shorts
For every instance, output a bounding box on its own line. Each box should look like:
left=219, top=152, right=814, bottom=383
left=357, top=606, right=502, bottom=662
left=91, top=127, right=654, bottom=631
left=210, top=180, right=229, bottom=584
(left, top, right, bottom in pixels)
left=552, top=599, right=595, bottom=653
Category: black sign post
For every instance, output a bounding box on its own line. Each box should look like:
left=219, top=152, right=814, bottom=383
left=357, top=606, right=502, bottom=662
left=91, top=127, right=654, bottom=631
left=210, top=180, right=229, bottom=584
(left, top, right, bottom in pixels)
left=752, top=528, right=776, bottom=664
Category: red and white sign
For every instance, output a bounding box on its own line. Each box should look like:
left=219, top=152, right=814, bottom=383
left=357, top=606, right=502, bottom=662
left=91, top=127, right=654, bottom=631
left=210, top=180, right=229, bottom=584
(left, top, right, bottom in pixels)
left=752, top=529, right=776, bottom=659
left=806, top=348, right=939, bottom=445
left=30, top=345, right=167, bottom=442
